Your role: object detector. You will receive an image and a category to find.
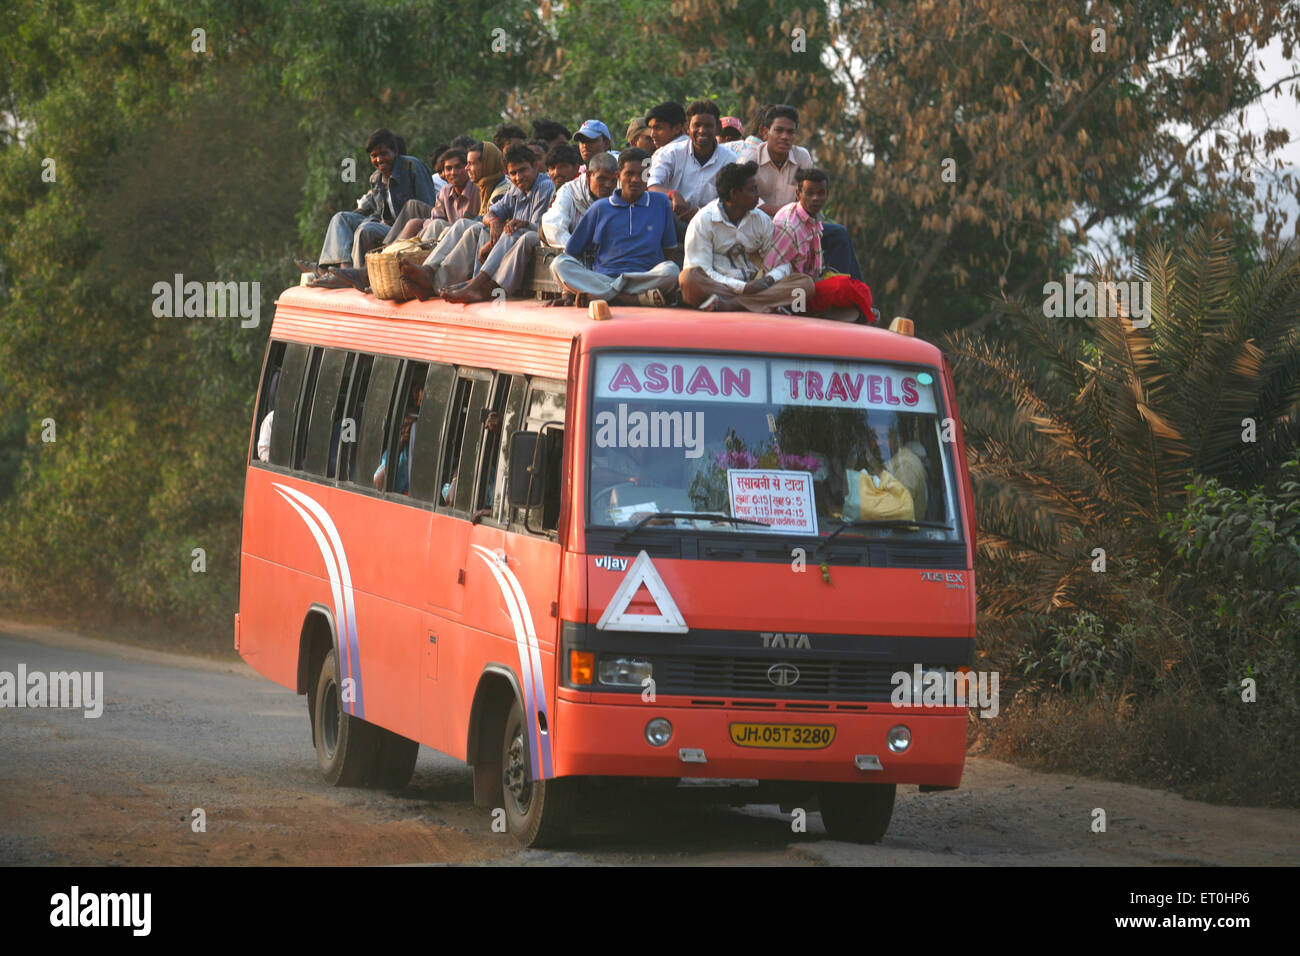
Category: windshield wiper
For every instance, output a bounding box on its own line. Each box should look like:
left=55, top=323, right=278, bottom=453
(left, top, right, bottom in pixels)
left=820, top=518, right=953, bottom=547
left=618, top=512, right=772, bottom=541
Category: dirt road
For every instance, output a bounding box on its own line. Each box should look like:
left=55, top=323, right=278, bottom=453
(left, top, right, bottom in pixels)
left=1, top=619, right=1296, bottom=866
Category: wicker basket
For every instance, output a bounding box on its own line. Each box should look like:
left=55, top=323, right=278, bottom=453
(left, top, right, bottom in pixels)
left=366, top=238, right=432, bottom=301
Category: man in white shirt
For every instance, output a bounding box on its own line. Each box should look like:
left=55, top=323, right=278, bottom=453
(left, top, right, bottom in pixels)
left=541, top=152, right=618, bottom=247
left=679, top=160, right=814, bottom=312
left=648, top=99, right=737, bottom=226
left=645, top=101, right=688, bottom=151
left=740, top=104, right=865, bottom=282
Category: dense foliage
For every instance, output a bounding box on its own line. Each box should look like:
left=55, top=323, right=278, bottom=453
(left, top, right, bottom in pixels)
left=953, top=239, right=1300, bottom=805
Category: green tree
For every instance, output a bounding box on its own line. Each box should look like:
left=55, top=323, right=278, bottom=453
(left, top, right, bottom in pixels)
left=0, top=0, right=536, bottom=631
left=656, top=0, right=1300, bottom=331
left=946, top=228, right=1300, bottom=619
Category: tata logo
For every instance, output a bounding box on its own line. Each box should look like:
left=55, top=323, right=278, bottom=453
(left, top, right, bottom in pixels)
left=920, top=571, right=966, bottom=589
left=761, top=632, right=811, bottom=650
left=767, top=663, right=800, bottom=687
left=594, top=556, right=630, bottom=571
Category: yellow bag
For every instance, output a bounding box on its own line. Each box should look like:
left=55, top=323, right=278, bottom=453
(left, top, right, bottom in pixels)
left=843, top=467, right=914, bottom=521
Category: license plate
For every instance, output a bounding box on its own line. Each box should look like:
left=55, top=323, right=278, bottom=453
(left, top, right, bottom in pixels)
left=729, top=723, right=836, bottom=749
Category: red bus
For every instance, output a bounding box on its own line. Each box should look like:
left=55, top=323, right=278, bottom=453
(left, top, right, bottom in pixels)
left=236, top=286, right=976, bottom=846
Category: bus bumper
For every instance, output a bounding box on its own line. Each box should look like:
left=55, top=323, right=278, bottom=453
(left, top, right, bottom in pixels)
left=552, top=698, right=966, bottom=786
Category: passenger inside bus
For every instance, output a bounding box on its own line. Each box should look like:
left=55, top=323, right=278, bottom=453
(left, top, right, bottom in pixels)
left=472, top=408, right=504, bottom=521
left=373, top=378, right=424, bottom=494
left=257, top=369, right=280, bottom=463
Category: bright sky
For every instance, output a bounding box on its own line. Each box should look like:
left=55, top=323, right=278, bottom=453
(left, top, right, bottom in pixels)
left=1076, top=34, right=1300, bottom=264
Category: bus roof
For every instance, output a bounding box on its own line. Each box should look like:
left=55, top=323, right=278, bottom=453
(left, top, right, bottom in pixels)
left=272, top=286, right=944, bottom=380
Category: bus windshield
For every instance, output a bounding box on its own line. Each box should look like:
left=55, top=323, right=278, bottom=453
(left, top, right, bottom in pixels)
left=587, top=350, right=961, bottom=541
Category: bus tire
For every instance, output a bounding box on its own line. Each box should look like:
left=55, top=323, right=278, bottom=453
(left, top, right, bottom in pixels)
left=313, top=648, right=377, bottom=787
left=367, top=728, right=419, bottom=790
left=816, top=782, right=895, bottom=843
left=500, top=697, right=575, bottom=847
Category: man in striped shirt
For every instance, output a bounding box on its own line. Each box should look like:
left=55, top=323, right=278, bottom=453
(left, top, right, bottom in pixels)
left=763, top=168, right=877, bottom=322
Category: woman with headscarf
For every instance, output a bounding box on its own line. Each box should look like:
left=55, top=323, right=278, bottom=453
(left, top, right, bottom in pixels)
left=391, top=139, right=508, bottom=244
left=469, top=139, right=510, bottom=204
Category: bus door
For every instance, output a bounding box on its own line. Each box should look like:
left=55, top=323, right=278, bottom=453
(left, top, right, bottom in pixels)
left=495, top=377, right=568, bottom=769
left=422, top=368, right=492, bottom=618
left=459, top=372, right=524, bottom=641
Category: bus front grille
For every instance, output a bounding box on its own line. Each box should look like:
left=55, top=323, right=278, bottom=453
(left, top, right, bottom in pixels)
left=652, top=656, right=922, bottom=702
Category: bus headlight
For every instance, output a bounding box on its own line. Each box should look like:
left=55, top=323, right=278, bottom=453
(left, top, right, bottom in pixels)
left=887, top=725, right=912, bottom=753
left=645, top=718, right=672, bottom=746
left=599, top=657, right=652, bottom=687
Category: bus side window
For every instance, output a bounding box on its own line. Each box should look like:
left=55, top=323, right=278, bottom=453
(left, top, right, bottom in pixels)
left=348, top=356, right=400, bottom=492
left=338, top=355, right=372, bottom=483
left=253, top=340, right=287, bottom=465
left=440, top=372, right=491, bottom=514
left=374, top=360, right=429, bottom=495
left=510, top=380, right=566, bottom=533
left=267, top=343, right=310, bottom=467
left=474, top=374, right=524, bottom=520
left=409, top=363, right=455, bottom=503
left=292, top=347, right=324, bottom=470
left=303, top=349, right=353, bottom=477
left=325, top=353, right=358, bottom=479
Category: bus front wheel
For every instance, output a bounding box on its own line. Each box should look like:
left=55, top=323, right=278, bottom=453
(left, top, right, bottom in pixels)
left=500, top=698, right=575, bottom=847
left=817, top=782, right=896, bottom=843
left=312, top=648, right=377, bottom=786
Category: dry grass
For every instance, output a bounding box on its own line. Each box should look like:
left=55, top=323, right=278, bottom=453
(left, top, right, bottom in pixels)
left=972, top=689, right=1300, bottom=808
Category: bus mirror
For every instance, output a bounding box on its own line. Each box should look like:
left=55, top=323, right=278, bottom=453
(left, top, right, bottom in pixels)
left=507, top=431, right=544, bottom=508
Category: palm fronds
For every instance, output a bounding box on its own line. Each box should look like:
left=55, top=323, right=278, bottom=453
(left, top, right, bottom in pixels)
left=946, top=227, right=1300, bottom=618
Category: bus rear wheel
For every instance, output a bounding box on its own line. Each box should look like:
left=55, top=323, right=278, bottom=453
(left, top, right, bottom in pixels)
left=313, top=648, right=377, bottom=786
left=817, top=782, right=896, bottom=843
left=500, top=698, right=575, bottom=847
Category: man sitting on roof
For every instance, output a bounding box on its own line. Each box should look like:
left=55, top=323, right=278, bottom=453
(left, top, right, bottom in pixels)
left=400, top=144, right=555, bottom=302
left=626, top=118, right=656, bottom=154
left=646, top=101, right=688, bottom=151
left=493, top=124, right=528, bottom=153
left=648, top=99, right=736, bottom=244
left=718, top=115, right=745, bottom=145
left=544, top=144, right=583, bottom=190
left=573, top=120, right=618, bottom=166
left=541, top=152, right=618, bottom=248
left=302, top=128, right=437, bottom=278
left=648, top=100, right=736, bottom=224
left=387, top=147, right=481, bottom=245
left=548, top=149, right=681, bottom=308
left=738, top=104, right=864, bottom=283
left=763, top=168, right=877, bottom=323
left=679, top=160, right=814, bottom=312
left=532, top=118, right=572, bottom=149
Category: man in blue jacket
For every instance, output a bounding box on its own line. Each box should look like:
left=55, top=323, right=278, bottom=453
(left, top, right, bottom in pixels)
left=310, top=128, right=438, bottom=273
left=548, top=149, right=680, bottom=307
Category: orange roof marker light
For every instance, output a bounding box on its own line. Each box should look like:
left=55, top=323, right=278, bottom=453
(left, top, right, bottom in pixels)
left=889, top=315, right=915, bottom=336
left=589, top=299, right=612, bottom=321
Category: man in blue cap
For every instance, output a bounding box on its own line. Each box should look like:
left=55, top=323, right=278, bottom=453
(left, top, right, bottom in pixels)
left=573, top=119, right=619, bottom=166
